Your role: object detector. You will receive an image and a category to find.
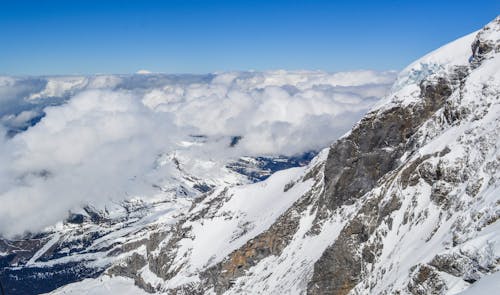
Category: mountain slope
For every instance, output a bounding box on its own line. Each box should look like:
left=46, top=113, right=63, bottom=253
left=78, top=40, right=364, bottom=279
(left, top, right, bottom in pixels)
left=16, top=16, right=500, bottom=295
left=0, top=69, right=395, bottom=294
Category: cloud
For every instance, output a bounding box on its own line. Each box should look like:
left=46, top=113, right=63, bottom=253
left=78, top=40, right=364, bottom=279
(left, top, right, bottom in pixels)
left=136, top=70, right=153, bottom=75
left=0, top=70, right=396, bottom=237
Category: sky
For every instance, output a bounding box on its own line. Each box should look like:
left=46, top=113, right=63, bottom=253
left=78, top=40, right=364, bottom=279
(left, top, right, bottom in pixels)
left=0, top=0, right=498, bottom=75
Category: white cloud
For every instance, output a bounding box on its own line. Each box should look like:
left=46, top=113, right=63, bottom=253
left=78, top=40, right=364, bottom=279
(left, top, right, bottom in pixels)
left=0, top=70, right=396, bottom=237
left=136, top=69, right=153, bottom=75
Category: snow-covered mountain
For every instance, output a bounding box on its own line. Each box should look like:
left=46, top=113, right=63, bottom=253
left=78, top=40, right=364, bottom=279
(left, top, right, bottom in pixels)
left=0, top=70, right=395, bottom=294
left=1, top=16, right=500, bottom=295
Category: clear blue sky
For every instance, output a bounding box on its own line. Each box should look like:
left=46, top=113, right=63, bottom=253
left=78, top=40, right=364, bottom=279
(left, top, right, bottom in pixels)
left=1, top=0, right=498, bottom=75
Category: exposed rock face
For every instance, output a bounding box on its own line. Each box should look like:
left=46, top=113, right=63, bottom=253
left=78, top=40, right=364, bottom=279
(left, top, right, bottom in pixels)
left=307, top=68, right=463, bottom=295
left=471, top=17, right=500, bottom=67
left=309, top=188, right=402, bottom=295
left=201, top=190, right=315, bottom=294
left=307, top=17, right=500, bottom=295
left=407, top=264, right=447, bottom=295
left=322, top=81, right=447, bottom=210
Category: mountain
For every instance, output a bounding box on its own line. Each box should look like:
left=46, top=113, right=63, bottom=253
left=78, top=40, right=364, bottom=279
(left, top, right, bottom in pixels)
left=0, top=69, right=393, bottom=294
left=2, top=16, right=500, bottom=295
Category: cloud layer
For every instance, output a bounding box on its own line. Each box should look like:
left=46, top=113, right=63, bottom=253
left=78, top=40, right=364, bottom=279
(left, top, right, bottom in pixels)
left=0, top=70, right=396, bottom=236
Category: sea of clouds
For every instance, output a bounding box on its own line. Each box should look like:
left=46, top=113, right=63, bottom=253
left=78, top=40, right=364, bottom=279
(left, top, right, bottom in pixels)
left=0, top=70, right=396, bottom=236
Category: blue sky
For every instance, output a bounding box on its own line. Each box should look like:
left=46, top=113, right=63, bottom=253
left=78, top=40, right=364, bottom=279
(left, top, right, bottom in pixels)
left=1, top=0, right=498, bottom=75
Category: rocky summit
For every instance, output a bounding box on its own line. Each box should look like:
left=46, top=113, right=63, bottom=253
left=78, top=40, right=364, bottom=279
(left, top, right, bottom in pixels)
left=1, top=16, right=500, bottom=295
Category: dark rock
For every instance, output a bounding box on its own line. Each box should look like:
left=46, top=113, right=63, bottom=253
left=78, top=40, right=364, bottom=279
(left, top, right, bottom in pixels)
left=229, top=136, right=242, bottom=147
left=309, top=68, right=461, bottom=295
left=66, top=213, right=86, bottom=224
left=430, top=181, right=453, bottom=208
left=0, top=262, right=104, bottom=295
left=407, top=264, right=447, bottom=295
left=321, top=74, right=455, bottom=212
left=400, top=155, right=432, bottom=188
left=83, top=206, right=108, bottom=224
left=429, top=253, right=468, bottom=277
left=193, top=183, right=214, bottom=193
left=308, top=190, right=400, bottom=295
left=227, top=151, right=317, bottom=182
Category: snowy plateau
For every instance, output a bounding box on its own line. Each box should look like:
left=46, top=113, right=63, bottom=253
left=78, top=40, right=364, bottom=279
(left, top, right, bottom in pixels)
left=0, top=16, right=499, bottom=295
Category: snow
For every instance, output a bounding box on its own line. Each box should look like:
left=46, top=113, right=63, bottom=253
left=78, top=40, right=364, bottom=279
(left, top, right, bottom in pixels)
left=455, top=272, right=500, bottom=295
left=394, top=31, right=477, bottom=90
left=138, top=265, right=164, bottom=290
left=226, top=206, right=355, bottom=294
left=46, top=275, right=148, bottom=295
left=136, top=70, right=153, bottom=75
left=372, top=29, right=477, bottom=111
left=173, top=166, right=313, bottom=271
left=26, top=232, right=61, bottom=265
